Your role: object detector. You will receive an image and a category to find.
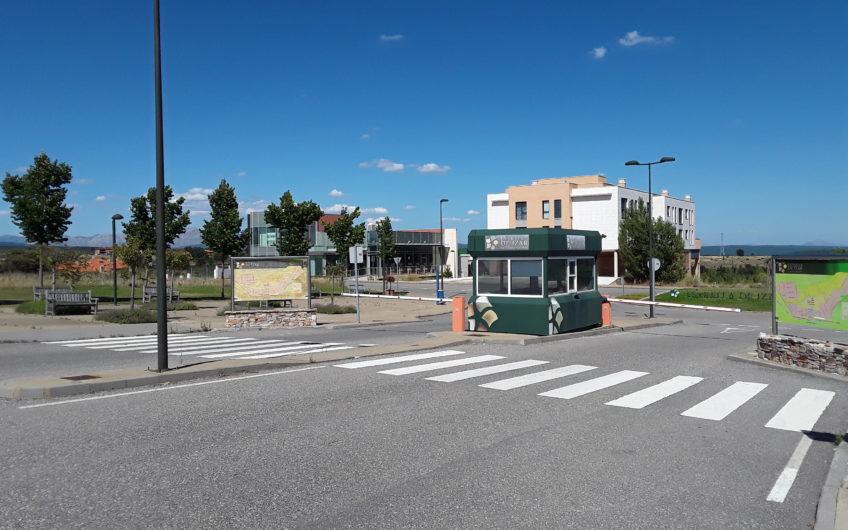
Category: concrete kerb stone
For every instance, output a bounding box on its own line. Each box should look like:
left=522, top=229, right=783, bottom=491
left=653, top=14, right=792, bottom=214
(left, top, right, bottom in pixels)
left=728, top=351, right=848, bottom=383
left=815, top=442, right=848, bottom=530
left=1, top=317, right=682, bottom=401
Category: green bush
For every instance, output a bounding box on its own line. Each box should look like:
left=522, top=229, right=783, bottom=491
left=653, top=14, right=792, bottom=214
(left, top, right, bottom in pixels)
left=16, top=300, right=45, bottom=314
left=95, top=309, right=158, bottom=324
left=316, top=304, right=357, bottom=314
left=141, top=302, right=199, bottom=311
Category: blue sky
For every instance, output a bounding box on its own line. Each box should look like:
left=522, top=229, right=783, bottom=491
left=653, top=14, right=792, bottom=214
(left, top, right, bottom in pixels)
left=1, top=1, right=845, bottom=245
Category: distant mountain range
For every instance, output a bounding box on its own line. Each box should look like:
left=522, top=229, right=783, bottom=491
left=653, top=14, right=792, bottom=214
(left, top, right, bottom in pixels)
left=0, top=228, right=204, bottom=248
left=701, top=244, right=847, bottom=256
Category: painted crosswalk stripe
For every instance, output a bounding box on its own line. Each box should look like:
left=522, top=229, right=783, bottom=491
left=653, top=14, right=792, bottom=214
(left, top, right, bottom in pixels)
left=138, top=340, right=307, bottom=355
left=43, top=334, right=193, bottom=345
left=606, top=376, right=703, bottom=409
left=200, top=343, right=344, bottom=359
left=111, top=337, right=246, bottom=351
left=767, top=435, right=814, bottom=503
left=539, top=370, right=649, bottom=400
left=53, top=335, right=216, bottom=348
left=335, top=350, right=467, bottom=369
left=426, top=360, right=550, bottom=383
left=479, top=365, right=597, bottom=391
left=82, top=336, right=237, bottom=349
left=680, top=382, right=768, bottom=421
left=378, top=355, right=505, bottom=376
left=765, top=388, right=835, bottom=432
left=238, top=345, right=355, bottom=359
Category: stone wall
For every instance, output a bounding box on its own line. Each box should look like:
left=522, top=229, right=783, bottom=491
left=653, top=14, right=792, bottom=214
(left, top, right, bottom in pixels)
left=757, top=333, right=848, bottom=375
left=225, top=308, right=317, bottom=329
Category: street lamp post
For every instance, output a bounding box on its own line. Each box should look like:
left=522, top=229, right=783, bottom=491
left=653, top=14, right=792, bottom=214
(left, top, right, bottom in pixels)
left=624, top=157, right=676, bottom=318
left=111, top=214, right=124, bottom=305
left=438, top=198, right=449, bottom=303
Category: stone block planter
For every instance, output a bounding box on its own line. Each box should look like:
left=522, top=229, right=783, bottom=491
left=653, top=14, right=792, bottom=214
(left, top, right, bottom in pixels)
left=225, top=308, right=317, bottom=329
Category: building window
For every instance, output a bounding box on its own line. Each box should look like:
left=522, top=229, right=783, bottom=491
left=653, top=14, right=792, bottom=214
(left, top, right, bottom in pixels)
left=477, top=258, right=542, bottom=297
left=548, top=258, right=595, bottom=294
left=510, top=259, right=543, bottom=295
left=515, top=202, right=527, bottom=221
left=554, top=199, right=562, bottom=219
left=620, top=198, right=627, bottom=217
left=667, top=206, right=671, bottom=218
left=542, top=200, right=550, bottom=220
left=477, top=259, right=509, bottom=295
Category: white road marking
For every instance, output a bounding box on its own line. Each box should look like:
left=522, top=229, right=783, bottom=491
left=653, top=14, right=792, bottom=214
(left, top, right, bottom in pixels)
left=379, top=355, right=505, bottom=376
left=59, top=335, right=220, bottom=348
left=606, top=376, right=703, bottom=409
left=44, top=334, right=201, bottom=345
left=767, top=435, right=814, bottom=502
left=334, top=350, right=467, bottom=369
left=479, top=365, right=597, bottom=391
left=17, top=366, right=326, bottom=409
left=425, top=360, right=550, bottom=382
left=765, top=388, right=835, bottom=432
left=138, top=340, right=307, bottom=355
left=539, top=370, right=649, bottom=400
left=111, top=337, right=242, bottom=351
left=238, top=345, right=355, bottom=359
left=680, top=382, right=768, bottom=421
left=198, top=343, right=342, bottom=359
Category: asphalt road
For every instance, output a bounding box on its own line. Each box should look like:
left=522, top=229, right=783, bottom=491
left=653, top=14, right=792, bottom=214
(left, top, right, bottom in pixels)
left=2, top=307, right=846, bottom=528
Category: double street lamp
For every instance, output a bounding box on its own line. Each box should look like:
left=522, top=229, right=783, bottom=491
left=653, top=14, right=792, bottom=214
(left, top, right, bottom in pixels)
left=624, top=157, right=676, bottom=318
left=111, top=214, right=124, bottom=306
left=438, top=198, right=449, bottom=302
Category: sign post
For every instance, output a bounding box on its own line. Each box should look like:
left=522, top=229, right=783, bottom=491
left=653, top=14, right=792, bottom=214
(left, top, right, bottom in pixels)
left=349, top=245, right=364, bottom=323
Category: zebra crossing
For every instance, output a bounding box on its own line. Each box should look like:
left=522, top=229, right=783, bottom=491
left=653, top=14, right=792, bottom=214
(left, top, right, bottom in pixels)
left=43, top=334, right=375, bottom=361
left=334, top=350, right=837, bottom=433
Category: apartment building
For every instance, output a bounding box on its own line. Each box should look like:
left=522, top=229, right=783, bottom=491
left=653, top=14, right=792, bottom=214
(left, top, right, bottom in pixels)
left=486, top=174, right=699, bottom=283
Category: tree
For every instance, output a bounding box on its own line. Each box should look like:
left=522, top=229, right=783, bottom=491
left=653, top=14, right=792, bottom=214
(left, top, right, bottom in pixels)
left=618, top=198, right=685, bottom=283
left=114, top=240, right=148, bottom=309
left=325, top=264, right=346, bottom=305
left=200, top=179, right=249, bottom=297
left=736, top=248, right=745, bottom=257
left=122, top=186, right=190, bottom=288
left=323, top=207, right=366, bottom=271
left=165, top=249, right=192, bottom=297
left=375, top=217, right=396, bottom=293
left=1, top=153, right=74, bottom=287
left=49, top=248, right=91, bottom=290
left=264, top=190, right=323, bottom=256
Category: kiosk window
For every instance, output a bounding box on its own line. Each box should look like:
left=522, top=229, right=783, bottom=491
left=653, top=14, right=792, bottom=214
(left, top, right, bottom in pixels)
left=576, top=258, right=595, bottom=291
left=477, top=259, right=509, bottom=295
left=547, top=259, right=568, bottom=294
left=548, top=258, right=595, bottom=294
left=510, top=260, right=542, bottom=295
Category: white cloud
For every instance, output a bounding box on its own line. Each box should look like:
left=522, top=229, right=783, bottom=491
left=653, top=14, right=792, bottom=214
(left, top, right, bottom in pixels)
left=362, top=206, right=388, bottom=215
left=380, top=34, right=404, bottom=41
left=236, top=171, right=247, bottom=177
left=77, top=178, right=95, bottom=184
left=592, top=46, right=607, bottom=59
left=414, top=162, right=451, bottom=174
left=324, top=203, right=351, bottom=214
left=329, top=189, right=344, bottom=197
left=366, top=217, right=402, bottom=224
left=403, top=205, right=416, bottom=210
left=359, top=158, right=405, bottom=172
left=361, top=133, right=371, bottom=140
left=443, top=217, right=462, bottom=222
left=240, top=199, right=270, bottom=215
left=467, top=209, right=480, bottom=215
left=95, top=195, right=107, bottom=201
left=323, top=204, right=387, bottom=216
left=177, top=187, right=214, bottom=201
left=619, top=30, right=674, bottom=47
left=189, top=210, right=210, bottom=217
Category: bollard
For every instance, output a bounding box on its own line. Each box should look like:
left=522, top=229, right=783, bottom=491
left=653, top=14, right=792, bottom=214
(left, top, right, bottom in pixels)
left=452, top=296, right=466, bottom=332
left=602, top=301, right=612, bottom=327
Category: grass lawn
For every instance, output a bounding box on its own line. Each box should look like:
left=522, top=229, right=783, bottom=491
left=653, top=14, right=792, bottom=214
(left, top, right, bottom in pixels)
left=655, top=288, right=771, bottom=312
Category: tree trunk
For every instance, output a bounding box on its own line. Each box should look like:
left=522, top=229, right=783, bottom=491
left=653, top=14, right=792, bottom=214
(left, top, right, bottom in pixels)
left=221, top=259, right=226, bottom=299
left=330, top=275, right=335, bottom=305
left=130, top=268, right=136, bottom=310
left=38, top=244, right=44, bottom=288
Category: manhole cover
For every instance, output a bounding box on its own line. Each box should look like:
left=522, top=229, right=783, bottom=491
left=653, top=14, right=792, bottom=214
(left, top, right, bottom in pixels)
left=61, top=375, right=101, bottom=381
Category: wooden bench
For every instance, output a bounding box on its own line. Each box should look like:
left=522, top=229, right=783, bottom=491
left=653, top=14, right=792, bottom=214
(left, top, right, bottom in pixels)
left=142, top=286, right=181, bottom=304
left=33, top=286, right=73, bottom=301
left=45, top=290, right=99, bottom=316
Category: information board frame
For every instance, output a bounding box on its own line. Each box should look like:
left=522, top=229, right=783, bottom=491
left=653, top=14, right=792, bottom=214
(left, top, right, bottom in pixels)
left=772, top=256, right=848, bottom=333
left=230, top=256, right=311, bottom=310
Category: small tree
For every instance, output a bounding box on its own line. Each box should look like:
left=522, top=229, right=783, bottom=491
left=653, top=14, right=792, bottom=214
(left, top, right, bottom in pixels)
left=264, top=190, right=323, bottom=256
left=114, top=239, right=148, bottom=309
left=49, top=248, right=90, bottom=289
left=323, top=207, right=366, bottom=272
left=375, top=217, right=396, bottom=293
left=736, top=248, right=745, bottom=257
left=1, top=153, right=74, bottom=287
left=325, top=263, right=345, bottom=305
left=618, top=198, right=685, bottom=283
left=200, top=179, right=249, bottom=297
left=165, top=249, right=192, bottom=296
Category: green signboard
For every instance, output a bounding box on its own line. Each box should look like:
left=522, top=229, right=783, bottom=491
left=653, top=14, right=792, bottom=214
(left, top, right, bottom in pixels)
left=775, top=259, right=848, bottom=330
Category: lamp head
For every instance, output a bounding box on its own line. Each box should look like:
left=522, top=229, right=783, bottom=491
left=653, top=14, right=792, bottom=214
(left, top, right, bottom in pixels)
left=440, top=198, right=449, bottom=203
left=659, top=157, right=676, bottom=163
left=624, top=160, right=640, bottom=166
left=112, top=214, right=124, bottom=221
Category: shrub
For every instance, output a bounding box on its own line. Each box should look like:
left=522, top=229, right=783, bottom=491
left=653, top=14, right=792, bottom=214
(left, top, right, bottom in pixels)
left=141, top=302, right=199, bottom=311
left=16, top=301, right=45, bottom=314
left=316, top=304, right=357, bottom=314
left=95, top=309, right=158, bottom=324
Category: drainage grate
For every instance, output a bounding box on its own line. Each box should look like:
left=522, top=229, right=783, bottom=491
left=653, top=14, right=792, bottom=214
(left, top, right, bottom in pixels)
left=61, top=375, right=101, bottom=381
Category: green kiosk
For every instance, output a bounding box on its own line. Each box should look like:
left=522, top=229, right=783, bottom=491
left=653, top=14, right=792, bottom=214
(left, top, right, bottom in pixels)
left=467, top=228, right=605, bottom=336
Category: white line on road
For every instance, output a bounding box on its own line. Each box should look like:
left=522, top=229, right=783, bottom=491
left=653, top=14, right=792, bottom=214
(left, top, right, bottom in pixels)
left=479, top=365, right=597, bottom=391
left=379, top=355, right=504, bottom=376
left=767, top=435, right=814, bottom=503
left=137, top=339, right=290, bottom=355
left=334, top=350, right=466, bottom=369
left=425, top=360, right=550, bottom=382
left=17, top=366, right=326, bottom=409
left=111, top=337, right=243, bottom=351
left=44, top=334, right=203, bottom=345
left=238, top=345, right=354, bottom=359
left=765, top=388, right=835, bottom=432
left=606, top=376, right=703, bottom=409
left=539, top=371, right=649, bottom=400
left=142, top=341, right=313, bottom=357
left=680, top=382, right=768, bottom=421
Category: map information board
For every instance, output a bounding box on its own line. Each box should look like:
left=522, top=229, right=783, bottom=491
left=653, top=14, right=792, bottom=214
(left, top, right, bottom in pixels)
left=775, top=258, right=848, bottom=330
left=232, top=257, right=309, bottom=301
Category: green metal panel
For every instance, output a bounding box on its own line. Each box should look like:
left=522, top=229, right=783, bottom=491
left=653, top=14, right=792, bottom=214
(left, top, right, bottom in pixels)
left=468, top=228, right=602, bottom=258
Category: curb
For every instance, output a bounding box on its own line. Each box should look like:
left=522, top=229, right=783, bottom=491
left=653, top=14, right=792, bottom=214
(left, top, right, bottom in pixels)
left=1, top=318, right=680, bottom=401
left=727, top=351, right=848, bottom=383
left=816, top=442, right=848, bottom=530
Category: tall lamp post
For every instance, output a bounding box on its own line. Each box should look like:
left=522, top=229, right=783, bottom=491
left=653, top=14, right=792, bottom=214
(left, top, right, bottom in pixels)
left=624, top=157, right=675, bottom=318
left=438, top=198, right=449, bottom=302
left=111, top=214, right=124, bottom=305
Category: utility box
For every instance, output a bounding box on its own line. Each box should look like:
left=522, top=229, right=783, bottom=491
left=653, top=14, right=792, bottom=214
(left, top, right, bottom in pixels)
left=467, top=228, right=604, bottom=336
